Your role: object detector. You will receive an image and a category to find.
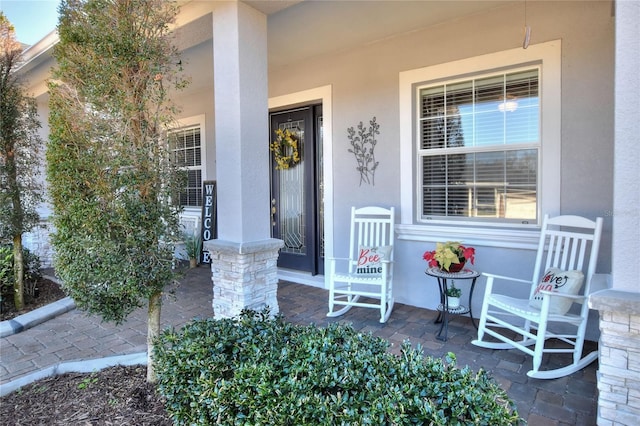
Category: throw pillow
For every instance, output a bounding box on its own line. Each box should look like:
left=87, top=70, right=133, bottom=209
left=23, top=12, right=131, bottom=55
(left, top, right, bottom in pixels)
left=529, top=268, right=585, bottom=315
left=355, top=245, right=392, bottom=276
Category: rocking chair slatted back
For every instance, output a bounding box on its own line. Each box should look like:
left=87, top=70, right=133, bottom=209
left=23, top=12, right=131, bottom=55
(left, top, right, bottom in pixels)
left=328, top=206, right=395, bottom=323
left=349, top=209, right=394, bottom=274
left=532, top=216, right=601, bottom=300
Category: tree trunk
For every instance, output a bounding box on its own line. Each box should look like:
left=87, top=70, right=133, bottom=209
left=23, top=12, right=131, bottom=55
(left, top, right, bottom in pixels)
left=13, top=234, right=24, bottom=311
left=146, top=290, right=162, bottom=383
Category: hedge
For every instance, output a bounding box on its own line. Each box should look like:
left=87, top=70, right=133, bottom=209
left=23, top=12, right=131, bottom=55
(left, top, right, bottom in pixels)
left=154, top=310, right=520, bottom=425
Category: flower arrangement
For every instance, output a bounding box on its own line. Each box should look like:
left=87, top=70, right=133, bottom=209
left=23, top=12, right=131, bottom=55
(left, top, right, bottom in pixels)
left=423, top=241, right=475, bottom=272
left=270, top=128, right=300, bottom=170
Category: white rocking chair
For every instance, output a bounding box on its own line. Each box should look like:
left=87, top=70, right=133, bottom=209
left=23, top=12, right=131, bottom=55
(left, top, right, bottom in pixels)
left=327, top=206, right=395, bottom=323
left=472, top=214, right=603, bottom=379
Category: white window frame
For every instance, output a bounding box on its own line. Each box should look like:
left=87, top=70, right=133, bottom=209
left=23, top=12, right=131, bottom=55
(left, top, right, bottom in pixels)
left=168, top=114, right=206, bottom=212
left=398, top=40, right=561, bottom=249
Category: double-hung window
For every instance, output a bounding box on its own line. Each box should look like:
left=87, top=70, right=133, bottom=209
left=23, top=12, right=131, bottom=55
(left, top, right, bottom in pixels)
left=418, top=68, right=539, bottom=223
left=169, top=125, right=202, bottom=207
left=400, top=40, right=561, bottom=242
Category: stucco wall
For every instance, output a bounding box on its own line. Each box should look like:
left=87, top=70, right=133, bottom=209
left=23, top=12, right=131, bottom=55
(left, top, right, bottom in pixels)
left=268, top=1, right=614, bottom=339
left=176, top=87, right=216, bottom=181
left=612, top=0, right=640, bottom=293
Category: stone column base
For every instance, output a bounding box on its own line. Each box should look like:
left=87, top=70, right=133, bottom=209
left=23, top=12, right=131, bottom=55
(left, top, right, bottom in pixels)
left=590, top=289, right=640, bottom=425
left=204, top=238, right=283, bottom=319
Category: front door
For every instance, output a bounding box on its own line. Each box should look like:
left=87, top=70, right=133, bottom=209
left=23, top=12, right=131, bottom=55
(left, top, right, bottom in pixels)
left=269, top=105, right=324, bottom=275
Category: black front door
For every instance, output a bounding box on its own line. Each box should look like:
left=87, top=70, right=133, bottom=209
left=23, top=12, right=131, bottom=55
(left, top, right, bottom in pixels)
left=269, top=105, right=323, bottom=274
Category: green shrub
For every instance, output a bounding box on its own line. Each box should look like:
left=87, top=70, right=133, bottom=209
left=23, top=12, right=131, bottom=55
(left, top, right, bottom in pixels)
left=0, top=245, right=41, bottom=310
left=154, top=310, right=520, bottom=425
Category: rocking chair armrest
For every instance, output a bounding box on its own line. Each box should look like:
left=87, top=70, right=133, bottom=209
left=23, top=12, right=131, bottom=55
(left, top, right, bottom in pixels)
left=327, top=257, right=353, bottom=273
left=482, top=272, right=531, bottom=285
left=480, top=273, right=531, bottom=298
left=538, top=290, right=586, bottom=301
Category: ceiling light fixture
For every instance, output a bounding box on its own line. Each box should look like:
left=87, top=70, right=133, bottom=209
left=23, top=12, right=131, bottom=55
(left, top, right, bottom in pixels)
left=498, top=95, right=519, bottom=113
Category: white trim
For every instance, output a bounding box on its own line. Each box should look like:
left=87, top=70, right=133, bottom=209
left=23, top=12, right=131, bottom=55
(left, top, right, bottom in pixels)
left=396, top=224, right=539, bottom=250
left=277, top=269, right=325, bottom=289
left=399, top=40, right=561, bottom=245
left=268, top=85, right=333, bottom=279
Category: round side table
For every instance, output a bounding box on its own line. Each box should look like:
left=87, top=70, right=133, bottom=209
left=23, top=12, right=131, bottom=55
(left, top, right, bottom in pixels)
left=425, top=266, right=480, bottom=341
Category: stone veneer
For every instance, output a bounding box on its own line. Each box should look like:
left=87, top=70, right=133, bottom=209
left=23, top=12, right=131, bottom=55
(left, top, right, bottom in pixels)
left=589, top=290, right=640, bottom=425
left=204, top=238, right=283, bottom=319
left=23, top=220, right=54, bottom=268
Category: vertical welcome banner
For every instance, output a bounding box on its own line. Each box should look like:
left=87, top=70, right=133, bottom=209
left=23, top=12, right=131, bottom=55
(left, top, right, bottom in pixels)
left=200, top=181, right=217, bottom=264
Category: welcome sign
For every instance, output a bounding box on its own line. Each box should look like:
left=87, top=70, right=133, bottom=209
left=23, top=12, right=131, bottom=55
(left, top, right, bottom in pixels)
left=200, top=180, right=217, bottom=264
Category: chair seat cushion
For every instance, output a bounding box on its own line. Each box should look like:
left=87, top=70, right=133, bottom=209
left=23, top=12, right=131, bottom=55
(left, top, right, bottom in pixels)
left=529, top=268, right=584, bottom=315
left=355, top=245, right=392, bottom=276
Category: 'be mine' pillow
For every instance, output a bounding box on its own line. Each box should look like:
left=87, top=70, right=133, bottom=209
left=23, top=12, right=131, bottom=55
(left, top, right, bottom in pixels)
left=355, top=246, right=392, bottom=276
left=529, top=268, right=584, bottom=315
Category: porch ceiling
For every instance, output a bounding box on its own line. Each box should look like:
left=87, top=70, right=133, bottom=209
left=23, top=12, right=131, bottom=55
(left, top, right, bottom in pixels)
left=259, top=0, right=516, bottom=72
left=182, top=0, right=517, bottom=95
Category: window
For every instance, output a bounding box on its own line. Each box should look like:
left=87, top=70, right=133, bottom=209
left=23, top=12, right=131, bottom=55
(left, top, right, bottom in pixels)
left=418, top=68, right=539, bottom=223
left=399, top=40, right=561, bottom=245
left=169, top=125, right=202, bottom=207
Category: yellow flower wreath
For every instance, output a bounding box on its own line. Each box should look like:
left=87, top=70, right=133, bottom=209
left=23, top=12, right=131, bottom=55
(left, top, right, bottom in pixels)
left=270, top=128, right=300, bottom=170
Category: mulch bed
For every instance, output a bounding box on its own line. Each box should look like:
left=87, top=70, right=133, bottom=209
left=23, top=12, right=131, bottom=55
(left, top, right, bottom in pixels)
left=0, top=279, right=172, bottom=425
left=0, top=278, right=67, bottom=322
left=0, top=366, right=172, bottom=425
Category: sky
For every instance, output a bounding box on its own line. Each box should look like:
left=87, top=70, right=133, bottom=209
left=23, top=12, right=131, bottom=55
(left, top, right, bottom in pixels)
left=1, top=0, right=62, bottom=45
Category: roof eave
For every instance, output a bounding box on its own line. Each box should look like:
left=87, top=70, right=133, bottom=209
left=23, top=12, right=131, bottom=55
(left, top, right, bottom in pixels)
left=17, top=29, right=59, bottom=73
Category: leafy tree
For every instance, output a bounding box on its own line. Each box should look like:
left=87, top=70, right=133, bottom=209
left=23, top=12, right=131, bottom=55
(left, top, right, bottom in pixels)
left=0, top=13, right=44, bottom=310
left=46, top=0, right=187, bottom=382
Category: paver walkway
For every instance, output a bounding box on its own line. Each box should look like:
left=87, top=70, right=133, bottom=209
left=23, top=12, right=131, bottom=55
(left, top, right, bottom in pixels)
left=1, top=266, right=598, bottom=425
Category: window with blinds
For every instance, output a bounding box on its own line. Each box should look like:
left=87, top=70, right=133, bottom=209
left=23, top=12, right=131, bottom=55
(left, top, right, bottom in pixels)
left=169, top=126, right=202, bottom=207
left=418, top=68, right=539, bottom=222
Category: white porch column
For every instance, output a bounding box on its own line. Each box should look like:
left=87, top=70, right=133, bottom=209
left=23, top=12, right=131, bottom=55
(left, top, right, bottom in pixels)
left=204, top=1, right=283, bottom=319
left=589, top=1, right=640, bottom=425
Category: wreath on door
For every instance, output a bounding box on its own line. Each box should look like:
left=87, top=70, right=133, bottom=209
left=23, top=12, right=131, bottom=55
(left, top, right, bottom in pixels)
left=270, top=128, right=300, bottom=170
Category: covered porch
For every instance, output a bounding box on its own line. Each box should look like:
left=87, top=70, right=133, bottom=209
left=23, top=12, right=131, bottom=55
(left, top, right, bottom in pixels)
left=197, top=2, right=634, bottom=422
left=13, top=0, right=636, bottom=423
left=276, top=278, right=599, bottom=425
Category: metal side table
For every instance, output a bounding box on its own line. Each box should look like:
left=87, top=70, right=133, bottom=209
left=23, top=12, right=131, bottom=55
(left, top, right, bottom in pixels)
left=425, top=266, right=480, bottom=341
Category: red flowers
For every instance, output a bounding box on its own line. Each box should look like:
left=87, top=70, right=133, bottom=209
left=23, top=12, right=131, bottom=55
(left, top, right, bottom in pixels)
left=422, top=250, right=437, bottom=266
left=461, top=246, right=476, bottom=264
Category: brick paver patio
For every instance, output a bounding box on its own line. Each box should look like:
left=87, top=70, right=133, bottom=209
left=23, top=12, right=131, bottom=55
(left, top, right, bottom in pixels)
left=0, top=266, right=598, bottom=425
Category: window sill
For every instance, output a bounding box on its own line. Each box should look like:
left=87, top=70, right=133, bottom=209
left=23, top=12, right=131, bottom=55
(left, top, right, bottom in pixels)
left=395, top=223, right=540, bottom=250
left=181, top=206, right=202, bottom=213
